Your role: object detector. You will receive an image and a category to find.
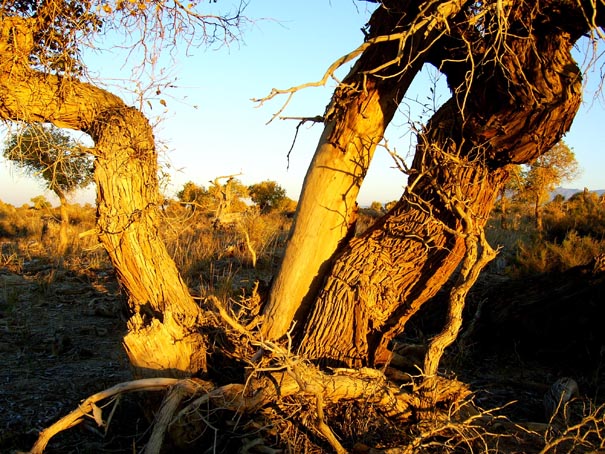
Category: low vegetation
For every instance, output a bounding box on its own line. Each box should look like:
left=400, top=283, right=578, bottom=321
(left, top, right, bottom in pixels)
left=488, top=188, right=605, bottom=276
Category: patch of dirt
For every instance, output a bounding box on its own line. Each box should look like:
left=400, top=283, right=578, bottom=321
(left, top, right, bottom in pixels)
left=0, top=241, right=133, bottom=453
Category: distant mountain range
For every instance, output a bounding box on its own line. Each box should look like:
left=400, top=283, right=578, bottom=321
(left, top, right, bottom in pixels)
left=552, top=187, right=605, bottom=200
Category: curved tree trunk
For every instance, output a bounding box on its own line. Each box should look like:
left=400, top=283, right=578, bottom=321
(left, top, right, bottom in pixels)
left=296, top=5, right=584, bottom=367
left=262, top=0, right=468, bottom=340
left=90, top=107, right=206, bottom=378
left=0, top=21, right=205, bottom=377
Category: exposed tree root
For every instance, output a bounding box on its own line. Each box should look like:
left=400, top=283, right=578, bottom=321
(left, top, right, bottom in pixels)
left=29, top=370, right=474, bottom=453
left=29, top=331, right=473, bottom=454
left=28, top=356, right=605, bottom=453
left=33, top=293, right=603, bottom=454
left=30, top=378, right=183, bottom=454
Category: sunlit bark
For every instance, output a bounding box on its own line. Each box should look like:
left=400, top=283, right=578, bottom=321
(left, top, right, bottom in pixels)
left=297, top=5, right=584, bottom=367
left=0, top=24, right=205, bottom=377
left=262, top=0, right=467, bottom=340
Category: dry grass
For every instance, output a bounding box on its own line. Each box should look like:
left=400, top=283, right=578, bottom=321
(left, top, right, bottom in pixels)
left=1, top=199, right=291, bottom=293
left=158, top=204, right=291, bottom=305
left=486, top=196, right=605, bottom=277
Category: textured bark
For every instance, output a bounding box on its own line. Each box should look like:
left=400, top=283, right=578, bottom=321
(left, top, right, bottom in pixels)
left=90, top=106, right=206, bottom=378
left=0, top=21, right=205, bottom=377
left=262, top=0, right=468, bottom=340
left=297, top=3, right=585, bottom=367
left=299, top=141, right=506, bottom=367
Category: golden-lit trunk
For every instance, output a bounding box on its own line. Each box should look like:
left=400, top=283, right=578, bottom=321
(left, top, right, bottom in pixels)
left=90, top=107, right=206, bottom=378
left=0, top=50, right=205, bottom=377
left=261, top=81, right=403, bottom=340
left=535, top=194, right=544, bottom=233
left=262, top=0, right=442, bottom=340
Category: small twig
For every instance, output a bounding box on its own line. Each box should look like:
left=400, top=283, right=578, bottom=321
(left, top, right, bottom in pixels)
left=239, top=227, right=257, bottom=268
left=314, top=392, right=347, bottom=454
left=207, top=295, right=248, bottom=336
left=104, top=395, right=121, bottom=437
left=279, top=115, right=324, bottom=122
left=282, top=116, right=324, bottom=170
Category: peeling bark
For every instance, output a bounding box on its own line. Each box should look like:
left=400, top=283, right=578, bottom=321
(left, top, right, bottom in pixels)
left=297, top=5, right=584, bottom=367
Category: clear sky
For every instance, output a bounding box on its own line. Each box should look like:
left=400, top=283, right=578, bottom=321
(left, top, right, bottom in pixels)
left=1, top=1, right=604, bottom=207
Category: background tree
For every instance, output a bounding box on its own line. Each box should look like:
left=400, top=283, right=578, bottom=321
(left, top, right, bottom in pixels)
left=248, top=180, right=287, bottom=213
left=517, top=141, right=580, bottom=232
left=3, top=124, right=93, bottom=254
left=369, top=201, right=384, bottom=213
left=274, top=196, right=297, bottom=214
left=30, top=194, right=51, bottom=210
left=176, top=181, right=212, bottom=213
left=495, top=165, right=523, bottom=229
left=208, top=175, right=249, bottom=226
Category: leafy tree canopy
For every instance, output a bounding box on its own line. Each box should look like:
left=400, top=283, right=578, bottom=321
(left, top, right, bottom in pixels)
left=3, top=124, right=94, bottom=198
left=248, top=180, right=287, bottom=213
left=177, top=181, right=212, bottom=211
left=30, top=194, right=51, bottom=210
left=518, top=141, right=580, bottom=206
left=177, top=177, right=250, bottom=215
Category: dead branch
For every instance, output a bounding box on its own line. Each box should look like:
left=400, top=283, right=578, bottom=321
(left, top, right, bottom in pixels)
left=314, top=392, right=347, bottom=454
left=282, top=116, right=324, bottom=169
left=252, top=0, right=468, bottom=123
left=30, top=378, right=182, bottom=454
left=422, top=231, right=498, bottom=383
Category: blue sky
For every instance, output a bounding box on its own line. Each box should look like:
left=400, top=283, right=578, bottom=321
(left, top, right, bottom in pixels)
left=1, top=1, right=603, bottom=207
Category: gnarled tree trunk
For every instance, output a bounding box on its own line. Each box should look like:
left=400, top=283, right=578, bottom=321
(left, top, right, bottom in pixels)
left=0, top=19, right=205, bottom=378
left=293, top=1, right=585, bottom=367
left=262, top=0, right=468, bottom=340
left=90, top=106, right=206, bottom=378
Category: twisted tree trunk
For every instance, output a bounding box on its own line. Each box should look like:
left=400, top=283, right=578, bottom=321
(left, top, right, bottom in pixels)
left=296, top=2, right=585, bottom=367
left=262, top=0, right=468, bottom=340
left=0, top=18, right=205, bottom=377
left=90, top=106, right=206, bottom=378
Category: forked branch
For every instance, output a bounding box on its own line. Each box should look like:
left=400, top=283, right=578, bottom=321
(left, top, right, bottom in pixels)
left=30, top=378, right=184, bottom=454
left=252, top=0, right=468, bottom=123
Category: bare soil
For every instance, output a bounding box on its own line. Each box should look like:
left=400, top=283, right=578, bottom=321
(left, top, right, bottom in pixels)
left=1, top=240, right=133, bottom=453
